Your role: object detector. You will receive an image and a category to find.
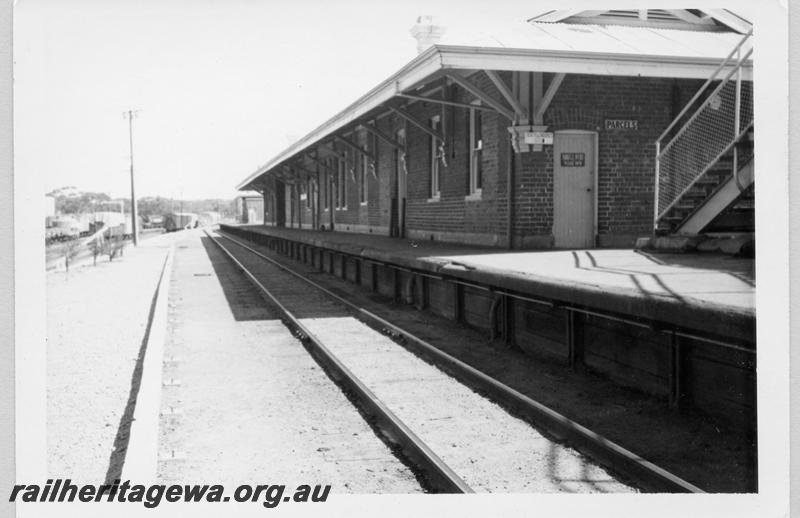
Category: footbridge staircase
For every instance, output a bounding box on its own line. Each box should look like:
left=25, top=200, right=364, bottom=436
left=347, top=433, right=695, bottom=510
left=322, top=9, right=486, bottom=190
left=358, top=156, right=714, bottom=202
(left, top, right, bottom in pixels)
left=654, top=29, right=753, bottom=235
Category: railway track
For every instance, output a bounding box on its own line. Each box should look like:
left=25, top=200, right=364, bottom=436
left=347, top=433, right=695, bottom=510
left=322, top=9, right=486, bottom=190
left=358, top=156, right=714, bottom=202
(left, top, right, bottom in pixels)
left=205, top=228, right=703, bottom=494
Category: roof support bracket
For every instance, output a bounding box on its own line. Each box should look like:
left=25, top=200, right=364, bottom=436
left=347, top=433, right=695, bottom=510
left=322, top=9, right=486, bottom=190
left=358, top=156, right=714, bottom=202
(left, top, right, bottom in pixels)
left=444, top=73, right=514, bottom=121
left=395, top=93, right=499, bottom=114
left=290, top=162, right=319, bottom=179
left=276, top=167, right=297, bottom=185
left=303, top=152, right=336, bottom=173
left=533, top=73, right=566, bottom=124
left=358, top=123, right=405, bottom=151
left=388, top=106, right=444, bottom=143
left=315, top=144, right=341, bottom=160
left=484, top=71, right=527, bottom=121
left=333, top=134, right=376, bottom=161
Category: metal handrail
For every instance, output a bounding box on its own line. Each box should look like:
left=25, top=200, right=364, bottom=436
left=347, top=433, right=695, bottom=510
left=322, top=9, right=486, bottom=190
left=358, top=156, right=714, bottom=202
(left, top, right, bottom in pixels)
left=657, top=46, right=753, bottom=160
left=655, top=29, right=753, bottom=145
left=654, top=29, right=753, bottom=229
left=656, top=121, right=754, bottom=221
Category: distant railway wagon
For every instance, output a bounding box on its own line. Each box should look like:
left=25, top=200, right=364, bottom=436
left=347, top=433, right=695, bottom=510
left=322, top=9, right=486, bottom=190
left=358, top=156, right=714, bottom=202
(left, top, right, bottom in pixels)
left=143, top=214, right=165, bottom=229
left=45, top=216, right=88, bottom=243
left=164, top=212, right=199, bottom=232
left=91, top=211, right=138, bottom=239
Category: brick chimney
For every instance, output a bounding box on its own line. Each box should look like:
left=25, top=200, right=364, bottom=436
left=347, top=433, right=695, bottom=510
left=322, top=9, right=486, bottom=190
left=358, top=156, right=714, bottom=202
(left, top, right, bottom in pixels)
left=410, top=15, right=446, bottom=54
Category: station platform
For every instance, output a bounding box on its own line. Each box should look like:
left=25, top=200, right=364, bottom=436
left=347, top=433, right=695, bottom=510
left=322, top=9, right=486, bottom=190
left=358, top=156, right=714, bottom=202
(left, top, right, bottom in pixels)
left=228, top=225, right=754, bottom=344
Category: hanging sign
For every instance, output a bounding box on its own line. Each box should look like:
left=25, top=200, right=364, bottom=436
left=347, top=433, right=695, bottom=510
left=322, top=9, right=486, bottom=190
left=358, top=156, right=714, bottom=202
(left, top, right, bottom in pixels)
left=605, top=119, right=638, bottom=130
left=560, top=152, right=586, bottom=167
left=523, top=131, right=554, bottom=145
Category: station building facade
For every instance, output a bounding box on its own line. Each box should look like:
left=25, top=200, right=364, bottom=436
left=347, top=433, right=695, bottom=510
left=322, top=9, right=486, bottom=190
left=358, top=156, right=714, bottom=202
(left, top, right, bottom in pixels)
left=235, top=193, right=264, bottom=224
left=240, top=10, right=753, bottom=249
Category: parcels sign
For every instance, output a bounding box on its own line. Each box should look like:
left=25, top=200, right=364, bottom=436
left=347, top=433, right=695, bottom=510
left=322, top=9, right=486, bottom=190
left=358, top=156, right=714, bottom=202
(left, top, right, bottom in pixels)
left=605, top=119, right=638, bottom=130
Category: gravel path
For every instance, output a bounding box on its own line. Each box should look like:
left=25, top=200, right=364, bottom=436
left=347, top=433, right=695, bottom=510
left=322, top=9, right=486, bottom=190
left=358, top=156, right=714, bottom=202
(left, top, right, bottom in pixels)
left=47, top=233, right=172, bottom=483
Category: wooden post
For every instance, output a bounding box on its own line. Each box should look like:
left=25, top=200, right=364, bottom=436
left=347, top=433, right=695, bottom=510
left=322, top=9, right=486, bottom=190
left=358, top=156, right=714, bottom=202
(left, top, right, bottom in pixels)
left=454, top=283, right=463, bottom=323
left=503, top=295, right=514, bottom=346
left=669, top=332, right=684, bottom=408
left=392, top=267, right=399, bottom=302
left=567, top=309, right=584, bottom=369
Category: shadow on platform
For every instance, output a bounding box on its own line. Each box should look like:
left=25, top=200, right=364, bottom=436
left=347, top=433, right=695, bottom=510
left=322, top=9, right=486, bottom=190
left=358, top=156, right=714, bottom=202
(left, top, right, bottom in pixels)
left=200, top=236, right=275, bottom=322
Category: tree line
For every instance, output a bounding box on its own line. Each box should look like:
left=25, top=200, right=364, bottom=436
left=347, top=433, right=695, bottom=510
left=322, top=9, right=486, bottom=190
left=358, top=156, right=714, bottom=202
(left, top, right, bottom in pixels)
left=47, top=190, right=236, bottom=219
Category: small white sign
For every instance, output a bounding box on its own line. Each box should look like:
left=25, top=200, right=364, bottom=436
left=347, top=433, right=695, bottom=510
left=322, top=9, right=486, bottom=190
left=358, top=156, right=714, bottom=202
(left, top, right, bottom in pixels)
left=523, top=131, right=554, bottom=145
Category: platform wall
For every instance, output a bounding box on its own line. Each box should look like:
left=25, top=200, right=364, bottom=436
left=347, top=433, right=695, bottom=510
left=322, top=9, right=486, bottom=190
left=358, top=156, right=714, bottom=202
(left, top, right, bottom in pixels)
left=222, top=225, right=756, bottom=432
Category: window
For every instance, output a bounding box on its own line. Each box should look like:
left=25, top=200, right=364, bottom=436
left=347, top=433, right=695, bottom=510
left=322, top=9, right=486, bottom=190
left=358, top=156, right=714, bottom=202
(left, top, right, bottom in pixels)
left=323, top=160, right=330, bottom=211
left=469, top=103, right=483, bottom=196
left=429, top=115, right=441, bottom=199
left=395, top=128, right=406, bottom=178
left=336, top=152, right=347, bottom=210
left=333, top=158, right=340, bottom=209
left=360, top=145, right=368, bottom=204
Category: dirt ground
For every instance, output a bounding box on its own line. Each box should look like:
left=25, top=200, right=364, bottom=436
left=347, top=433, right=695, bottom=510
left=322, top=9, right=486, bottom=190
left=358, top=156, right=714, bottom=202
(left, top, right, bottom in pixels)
left=46, top=234, right=171, bottom=483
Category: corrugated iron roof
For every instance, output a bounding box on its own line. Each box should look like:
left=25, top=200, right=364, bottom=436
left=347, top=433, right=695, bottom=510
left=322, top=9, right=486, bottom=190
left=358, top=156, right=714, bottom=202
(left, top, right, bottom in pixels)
left=237, top=18, right=752, bottom=191
left=529, top=9, right=751, bottom=33
left=436, top=20, right=748, bottom=60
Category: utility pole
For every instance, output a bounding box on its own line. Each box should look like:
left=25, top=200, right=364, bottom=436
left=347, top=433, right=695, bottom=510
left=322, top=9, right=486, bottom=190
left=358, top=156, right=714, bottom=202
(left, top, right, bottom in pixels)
left=123, top=109, right=139, bottom=246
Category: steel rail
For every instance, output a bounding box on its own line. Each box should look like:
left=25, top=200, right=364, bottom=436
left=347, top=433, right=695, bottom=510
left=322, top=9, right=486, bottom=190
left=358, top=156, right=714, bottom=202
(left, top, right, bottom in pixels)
left=216, top=229, right=705, bottom=493
left=204, top=229, right=472, bottom=494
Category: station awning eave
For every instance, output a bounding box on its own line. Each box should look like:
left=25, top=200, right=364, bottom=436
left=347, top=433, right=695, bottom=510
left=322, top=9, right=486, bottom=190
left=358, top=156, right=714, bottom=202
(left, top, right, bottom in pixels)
left=235, top=46, right=444, bottom=191
left=237, top=39, right=752, bottom=192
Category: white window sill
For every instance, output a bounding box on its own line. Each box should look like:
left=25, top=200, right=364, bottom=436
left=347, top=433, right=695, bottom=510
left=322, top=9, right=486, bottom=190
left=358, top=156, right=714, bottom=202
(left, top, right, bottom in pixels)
left=464, top=191, right=482, bottom=201
left=360, top=201, right=368, bottom=207
left=427, top=196, right=440, bottom=203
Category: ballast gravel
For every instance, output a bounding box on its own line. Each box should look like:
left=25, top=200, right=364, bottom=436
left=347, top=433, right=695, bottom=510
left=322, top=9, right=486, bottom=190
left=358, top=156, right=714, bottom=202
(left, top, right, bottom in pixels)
left=157, top=230, right=422, bottom=492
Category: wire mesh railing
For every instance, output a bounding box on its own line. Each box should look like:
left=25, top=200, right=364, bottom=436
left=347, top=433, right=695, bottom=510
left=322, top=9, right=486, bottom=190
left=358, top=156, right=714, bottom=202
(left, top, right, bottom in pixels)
left=654, top=30, right=753, bottom=226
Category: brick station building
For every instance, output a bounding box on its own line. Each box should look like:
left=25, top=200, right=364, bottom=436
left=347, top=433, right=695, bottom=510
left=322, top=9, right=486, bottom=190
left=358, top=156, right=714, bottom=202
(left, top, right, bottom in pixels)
left=238, top=9, right=753, bottom=249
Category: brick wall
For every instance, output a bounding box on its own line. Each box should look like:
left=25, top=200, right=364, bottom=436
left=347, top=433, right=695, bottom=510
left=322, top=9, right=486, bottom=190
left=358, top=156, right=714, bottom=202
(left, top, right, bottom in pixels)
left=404, top=74, right=509, bottom=242
left=273, top=72, right=704, bottom=248
left=544, top=75, right=703, bottom=241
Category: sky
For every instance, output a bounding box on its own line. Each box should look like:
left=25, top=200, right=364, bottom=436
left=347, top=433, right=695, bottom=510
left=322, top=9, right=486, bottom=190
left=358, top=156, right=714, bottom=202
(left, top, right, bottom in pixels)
left=13, top=0, right=546, bottom=200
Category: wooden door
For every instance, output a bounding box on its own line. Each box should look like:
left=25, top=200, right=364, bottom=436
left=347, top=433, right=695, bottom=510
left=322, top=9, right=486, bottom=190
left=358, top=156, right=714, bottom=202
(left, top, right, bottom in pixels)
left=553, top=131, right=596, bottom=248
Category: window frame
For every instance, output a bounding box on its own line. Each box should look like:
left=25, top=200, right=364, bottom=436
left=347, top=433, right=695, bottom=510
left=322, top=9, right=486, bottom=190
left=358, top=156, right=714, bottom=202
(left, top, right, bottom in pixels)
left=323, top=159, right=330, bottom=211
left=359, top=132, right=369, bottom=205
left=429, top=114, right=441, bottom=200
left=468, top=101, right=483, bottom=198
left=336, top=152, right=348, bottom=210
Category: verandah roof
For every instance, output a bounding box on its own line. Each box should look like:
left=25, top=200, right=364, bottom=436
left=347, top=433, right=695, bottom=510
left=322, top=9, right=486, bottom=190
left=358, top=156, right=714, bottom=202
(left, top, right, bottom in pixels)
left=237, top=22, right=751, bottom=191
